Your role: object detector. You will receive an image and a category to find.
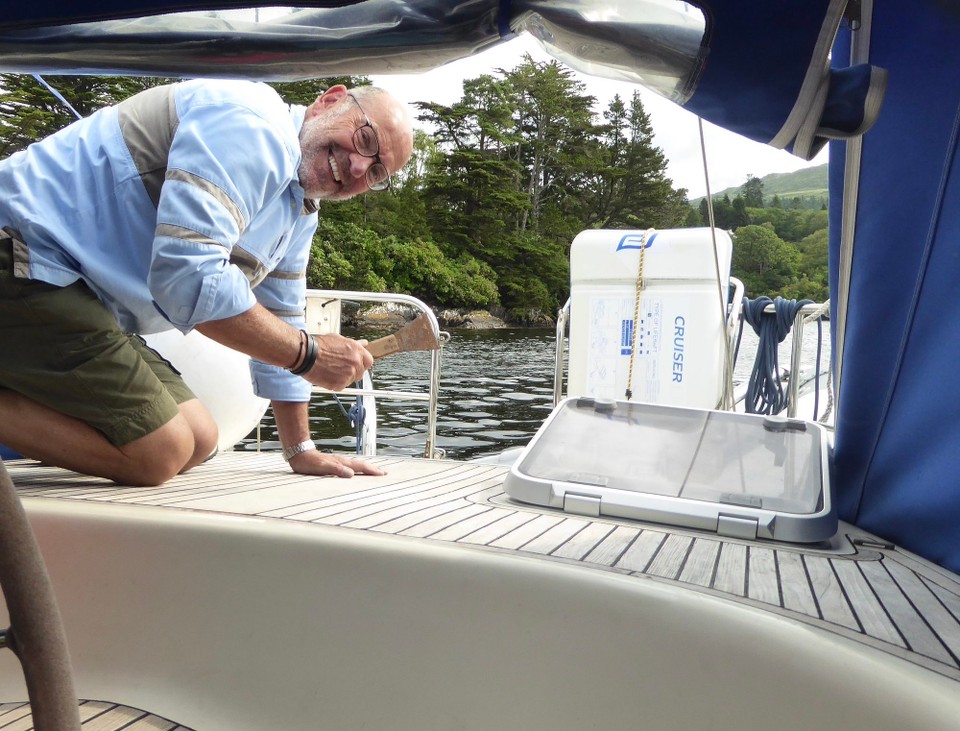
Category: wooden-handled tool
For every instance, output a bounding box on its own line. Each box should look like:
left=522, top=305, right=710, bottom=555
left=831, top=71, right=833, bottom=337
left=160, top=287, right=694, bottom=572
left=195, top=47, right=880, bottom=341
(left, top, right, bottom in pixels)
left=365, top=314, right=440, bottom=360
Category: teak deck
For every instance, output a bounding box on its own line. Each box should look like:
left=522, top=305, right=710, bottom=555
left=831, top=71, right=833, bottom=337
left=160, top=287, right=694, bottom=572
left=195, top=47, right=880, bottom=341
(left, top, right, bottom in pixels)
left=0, top=700, right=189, bottom=730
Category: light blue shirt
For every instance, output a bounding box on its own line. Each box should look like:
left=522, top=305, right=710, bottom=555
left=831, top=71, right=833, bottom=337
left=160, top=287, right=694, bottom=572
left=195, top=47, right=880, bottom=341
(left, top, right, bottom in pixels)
left=0, top=79, right=317, bottom=401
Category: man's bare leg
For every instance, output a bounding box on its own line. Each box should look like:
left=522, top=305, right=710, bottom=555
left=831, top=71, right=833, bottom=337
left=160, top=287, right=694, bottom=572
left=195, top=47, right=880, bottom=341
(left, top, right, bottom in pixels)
left=0, top=390, right=217, bottom=486
left=177, top=398, right=220, bottom=471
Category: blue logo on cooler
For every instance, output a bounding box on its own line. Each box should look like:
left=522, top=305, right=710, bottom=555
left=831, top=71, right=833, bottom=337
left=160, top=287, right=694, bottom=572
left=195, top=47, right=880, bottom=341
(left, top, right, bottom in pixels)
left=616, top=233, right=657, bottom=251
left=621, top=319, right=633, bottom=355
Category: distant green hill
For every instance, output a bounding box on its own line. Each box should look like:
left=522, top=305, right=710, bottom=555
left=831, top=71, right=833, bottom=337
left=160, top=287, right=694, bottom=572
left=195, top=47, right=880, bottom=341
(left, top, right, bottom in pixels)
left=692, top=163, right=828, bottom=206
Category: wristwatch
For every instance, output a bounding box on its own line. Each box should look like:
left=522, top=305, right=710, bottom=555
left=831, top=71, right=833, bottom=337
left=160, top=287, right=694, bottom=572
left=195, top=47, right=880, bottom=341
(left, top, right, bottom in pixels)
left=282, top=439, right=317, bottom=462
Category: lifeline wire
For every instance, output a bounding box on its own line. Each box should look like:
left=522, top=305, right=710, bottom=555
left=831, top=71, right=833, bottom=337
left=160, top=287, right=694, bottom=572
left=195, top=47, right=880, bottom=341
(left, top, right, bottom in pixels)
left=698, top=117, right=736, bottom=410
left=32, top=75, right=83, bottom=120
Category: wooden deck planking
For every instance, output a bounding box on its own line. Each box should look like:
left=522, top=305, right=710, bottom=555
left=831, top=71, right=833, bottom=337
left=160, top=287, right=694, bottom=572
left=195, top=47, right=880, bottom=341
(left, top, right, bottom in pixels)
left=713, top=542, right=747, bottom=597
left=487, top=513, right=565, bottom=550
left=273, top=466, right=503, bottom=523
left=395, top=502, right=493, bottom=539
left=521, top=517, right=592, bottom=555
left=0, top=703, right=31, bottom=727
left=456, top=510, right=541, bottom=547
left=859, top=560, right=956, bottom=665
left=776, top=550, right=820, bottom=618
left=0, top=701, right=187, bottom=731
left=646, top=534, right=693, bottom=580
left=551, top=522, right=615, bottom=561
left=747, top=547, right=781, bottom=607
left=371, top=498, right=483, bottom=536
left=882, top=567, right=960, bottom=664
left=615, top=530, right=667, bottom=573
left=254, top=459, right=487, bottom=518
left=804, top=555, right=859, bottom=631
left=427, top=507, right=513, bottom=543
left=583, top=525, right=642, bottom=567
left=831, top=559, right=905, bottom=647
left=334, top=475, right=503, bottom=530
left=678, top=538, right=720, bottom=588
left=81, top=703, right=145, bottom=731
left=10, top=453, right=960, bottom=683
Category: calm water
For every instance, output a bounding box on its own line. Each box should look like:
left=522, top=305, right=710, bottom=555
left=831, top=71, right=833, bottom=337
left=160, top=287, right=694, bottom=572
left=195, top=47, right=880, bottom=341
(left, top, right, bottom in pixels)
left=241, top=322, right=831, bottom=461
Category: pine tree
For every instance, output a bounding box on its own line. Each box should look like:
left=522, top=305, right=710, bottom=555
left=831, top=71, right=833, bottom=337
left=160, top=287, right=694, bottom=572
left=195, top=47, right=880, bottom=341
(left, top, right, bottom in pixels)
left=0, top=74, right=172, bottom=156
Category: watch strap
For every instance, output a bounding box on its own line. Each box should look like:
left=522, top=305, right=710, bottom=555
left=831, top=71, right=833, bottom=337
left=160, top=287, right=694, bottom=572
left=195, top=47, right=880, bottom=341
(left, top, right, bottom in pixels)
left=282, top=439, right=317, bottom=462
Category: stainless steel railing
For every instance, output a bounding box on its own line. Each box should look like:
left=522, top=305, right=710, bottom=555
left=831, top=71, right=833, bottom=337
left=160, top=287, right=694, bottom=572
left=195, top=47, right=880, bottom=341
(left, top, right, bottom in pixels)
left=303, top=289, right=449, bottom=459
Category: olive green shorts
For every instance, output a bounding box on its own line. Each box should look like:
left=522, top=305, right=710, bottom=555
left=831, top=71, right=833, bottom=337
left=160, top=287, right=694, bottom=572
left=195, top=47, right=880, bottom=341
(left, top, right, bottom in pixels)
left=0, top=234, right=196, bottom=446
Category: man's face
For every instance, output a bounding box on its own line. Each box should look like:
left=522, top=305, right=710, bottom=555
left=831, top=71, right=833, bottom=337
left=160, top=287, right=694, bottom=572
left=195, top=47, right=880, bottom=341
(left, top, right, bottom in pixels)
left=298, top=86, right=413, bottom=201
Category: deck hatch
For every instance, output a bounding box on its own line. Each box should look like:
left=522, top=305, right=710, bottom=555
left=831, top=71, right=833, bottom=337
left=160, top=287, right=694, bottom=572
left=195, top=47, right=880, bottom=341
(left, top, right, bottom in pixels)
left=504, top=398, right=834, bottom=544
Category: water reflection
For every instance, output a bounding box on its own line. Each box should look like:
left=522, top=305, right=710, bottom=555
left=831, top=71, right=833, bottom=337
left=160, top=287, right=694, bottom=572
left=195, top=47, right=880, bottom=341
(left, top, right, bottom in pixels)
left=240, top=324, right=831, bottom=461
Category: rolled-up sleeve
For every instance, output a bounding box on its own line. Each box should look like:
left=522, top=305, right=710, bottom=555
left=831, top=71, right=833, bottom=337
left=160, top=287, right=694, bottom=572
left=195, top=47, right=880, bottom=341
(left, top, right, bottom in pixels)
left=249, top=212, right=317, bottom=402
left=148, top=100, right=296, bottom=331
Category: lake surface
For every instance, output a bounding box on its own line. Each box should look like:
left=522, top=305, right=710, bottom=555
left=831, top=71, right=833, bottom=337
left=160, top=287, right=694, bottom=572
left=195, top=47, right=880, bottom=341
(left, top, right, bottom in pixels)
left=241, top=321, right=832, bottom=461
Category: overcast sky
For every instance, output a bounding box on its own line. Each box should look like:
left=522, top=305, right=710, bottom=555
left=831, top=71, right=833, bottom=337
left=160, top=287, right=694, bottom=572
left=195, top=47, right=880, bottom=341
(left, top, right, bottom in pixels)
left=371, top=34, right=827, bottom=200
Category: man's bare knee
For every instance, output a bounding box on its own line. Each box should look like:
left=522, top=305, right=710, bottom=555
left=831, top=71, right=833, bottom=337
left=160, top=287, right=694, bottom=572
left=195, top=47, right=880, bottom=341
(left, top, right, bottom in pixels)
left=119, top=416, right=196, bottom=486
left=178, top=399, right=219, bottom=473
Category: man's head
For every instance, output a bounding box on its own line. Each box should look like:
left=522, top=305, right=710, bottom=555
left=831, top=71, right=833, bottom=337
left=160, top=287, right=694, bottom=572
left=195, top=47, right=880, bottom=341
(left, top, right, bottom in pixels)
left=298, top=84, right=414, bottom=201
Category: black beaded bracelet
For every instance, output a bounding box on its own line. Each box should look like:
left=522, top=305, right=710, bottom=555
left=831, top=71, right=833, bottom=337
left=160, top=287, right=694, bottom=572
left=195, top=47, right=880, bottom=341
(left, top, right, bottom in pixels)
left=289, top=331, right=318, bottom=376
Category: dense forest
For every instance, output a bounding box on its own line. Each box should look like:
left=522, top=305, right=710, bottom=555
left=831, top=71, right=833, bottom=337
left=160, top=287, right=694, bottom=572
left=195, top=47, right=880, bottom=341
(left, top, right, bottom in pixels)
left=0, top=62, right=829, bottom=322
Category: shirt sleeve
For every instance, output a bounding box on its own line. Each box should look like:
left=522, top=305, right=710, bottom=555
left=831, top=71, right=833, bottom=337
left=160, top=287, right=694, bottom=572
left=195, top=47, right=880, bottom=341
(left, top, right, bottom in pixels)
left=249, top=212, right=317, bottom=402
left=147, top=95, right=298, bottom=332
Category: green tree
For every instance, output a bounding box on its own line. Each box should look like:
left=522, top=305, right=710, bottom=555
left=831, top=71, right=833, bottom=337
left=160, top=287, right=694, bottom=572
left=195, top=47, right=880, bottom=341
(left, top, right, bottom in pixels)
left=0, top=74, right=172, bottom=156
left=577, top=92, right=687, bottom=230
left=741, top=175, right=764, bottom=208
left=732, top=224, right=801, bottom=296
left=790, top=228, right=829, bottom=301
left=707, top=195, right=738, bottom=230
left=684, top=205, right=703, bottom=227
left=416, top=73, right=527, bottom=262
left=750, top=207, right=827, bottom=242
left=731, top=195, right=750, bottom=228
left=506, top=57, right=596, bottom=236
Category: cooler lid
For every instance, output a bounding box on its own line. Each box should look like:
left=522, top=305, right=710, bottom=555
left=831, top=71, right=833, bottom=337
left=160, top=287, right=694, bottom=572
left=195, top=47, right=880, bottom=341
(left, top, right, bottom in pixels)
left=505, top=398, right=834, bottom=542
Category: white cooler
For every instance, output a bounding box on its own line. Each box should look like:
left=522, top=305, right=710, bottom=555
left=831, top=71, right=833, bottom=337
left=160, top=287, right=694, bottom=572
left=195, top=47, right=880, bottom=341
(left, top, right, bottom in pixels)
left=567, top=227, right=733, bottom=408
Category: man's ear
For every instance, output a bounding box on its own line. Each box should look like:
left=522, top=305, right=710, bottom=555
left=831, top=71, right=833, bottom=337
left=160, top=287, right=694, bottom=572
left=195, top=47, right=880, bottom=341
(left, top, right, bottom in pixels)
left=316, top=84, right=348, bottom=108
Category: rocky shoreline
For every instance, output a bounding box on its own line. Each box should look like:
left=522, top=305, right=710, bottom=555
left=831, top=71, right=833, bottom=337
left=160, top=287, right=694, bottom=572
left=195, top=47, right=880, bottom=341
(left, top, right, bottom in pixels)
left=343, top=302, right=554, bottom=331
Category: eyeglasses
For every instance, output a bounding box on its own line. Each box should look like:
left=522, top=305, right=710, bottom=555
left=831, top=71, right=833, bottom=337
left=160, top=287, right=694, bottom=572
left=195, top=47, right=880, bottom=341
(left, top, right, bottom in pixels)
left=347, top=93, right=391, bottom=192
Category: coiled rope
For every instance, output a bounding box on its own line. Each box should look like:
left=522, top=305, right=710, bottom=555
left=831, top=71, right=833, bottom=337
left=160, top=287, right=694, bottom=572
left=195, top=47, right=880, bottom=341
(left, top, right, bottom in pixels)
left=331, top=383, right=367, bottom=454
left=741, top=296, right=812, bottom=415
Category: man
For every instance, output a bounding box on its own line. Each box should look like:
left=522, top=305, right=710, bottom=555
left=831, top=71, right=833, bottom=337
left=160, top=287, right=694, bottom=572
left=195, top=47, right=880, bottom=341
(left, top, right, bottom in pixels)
left=0, top=79, right=414, bottom=485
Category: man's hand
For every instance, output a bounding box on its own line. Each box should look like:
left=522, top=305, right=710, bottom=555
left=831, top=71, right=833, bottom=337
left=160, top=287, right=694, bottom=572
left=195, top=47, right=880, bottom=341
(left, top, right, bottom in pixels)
left=303, top=333, right=374, bottom=391
left=271, top=400, right=385, bottom=479
left=288, top=448, right=387, bottom=478
left=195, top=306, right=373, bottom=391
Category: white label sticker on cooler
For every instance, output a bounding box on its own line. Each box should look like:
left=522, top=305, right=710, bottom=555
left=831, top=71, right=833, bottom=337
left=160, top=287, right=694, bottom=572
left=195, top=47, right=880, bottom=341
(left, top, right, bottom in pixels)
left=586, top=295, right=663, bottom=400
left=581, top=291, right=722, bottom=407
